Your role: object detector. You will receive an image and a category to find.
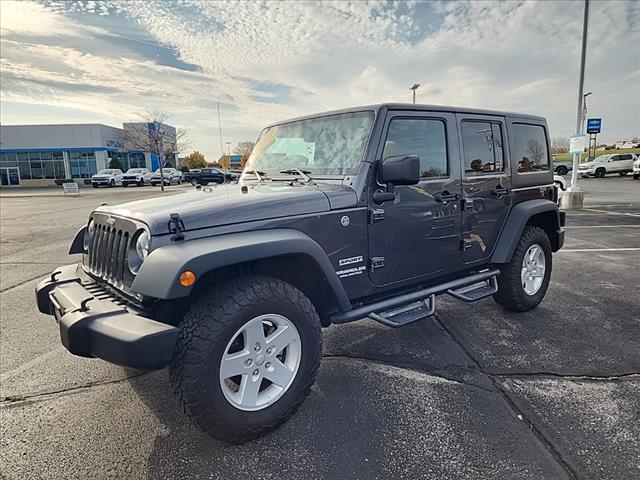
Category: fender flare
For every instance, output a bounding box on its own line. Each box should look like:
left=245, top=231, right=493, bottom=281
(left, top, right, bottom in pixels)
left=491, top=199, right=562, bottom=264
left=131, top=228, right=352, bottom=312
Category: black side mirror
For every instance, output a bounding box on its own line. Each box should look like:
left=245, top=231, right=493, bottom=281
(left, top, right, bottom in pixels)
left=380, top=155, right=421, bottom=185
left=373, top=155, right=421, bottom=204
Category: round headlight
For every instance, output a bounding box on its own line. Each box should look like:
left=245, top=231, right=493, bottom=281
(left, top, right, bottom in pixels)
left=83, top=219, right=95, bottom=252
left=128, top=229, right=150, bottom=274
left=136, top=230, right=150, bottom=261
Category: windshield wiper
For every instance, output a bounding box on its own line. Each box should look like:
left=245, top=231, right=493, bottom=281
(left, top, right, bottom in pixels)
left=244, top=170, right=268, bottom=183
left=279, top=168, right=315, bottom=185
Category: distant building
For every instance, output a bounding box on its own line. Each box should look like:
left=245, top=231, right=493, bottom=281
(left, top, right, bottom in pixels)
left=0, top=122, right=176, bottom=187
left=217, top=154, right=243, bottom=170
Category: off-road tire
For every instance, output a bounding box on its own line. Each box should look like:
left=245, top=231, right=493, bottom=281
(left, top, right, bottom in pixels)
left=493, top=226, right=552, bottom=312
left=169, top=276, right=322, bottom=444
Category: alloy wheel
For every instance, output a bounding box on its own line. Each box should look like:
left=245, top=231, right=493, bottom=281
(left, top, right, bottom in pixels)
left=219, top=314, right=301, bottom=411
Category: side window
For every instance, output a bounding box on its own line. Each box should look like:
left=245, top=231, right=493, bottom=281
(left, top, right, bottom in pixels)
left=461, top=121, right=505, bottom=175
left=512, top=123, right=550, bottom=173
left=382, top=118, right=448, bottom=178
left=618, top=154, right=632, bottom=161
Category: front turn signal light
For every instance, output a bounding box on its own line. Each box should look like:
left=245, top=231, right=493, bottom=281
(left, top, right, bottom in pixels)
left=179, top=270, right=196, bottom=287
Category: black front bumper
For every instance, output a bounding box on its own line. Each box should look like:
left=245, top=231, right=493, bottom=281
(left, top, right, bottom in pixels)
left=35, top=264, right=178, bottom=370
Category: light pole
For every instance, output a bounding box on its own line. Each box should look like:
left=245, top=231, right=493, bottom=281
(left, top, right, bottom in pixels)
left=410, top=83, right=421, bottom=104
left=566, top=0, right=590, bottom=209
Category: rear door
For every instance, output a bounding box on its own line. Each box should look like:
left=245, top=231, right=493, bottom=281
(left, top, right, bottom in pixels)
left=367, top=110, right=463, bottom=286
left=457, top=114, right=512, bottom=264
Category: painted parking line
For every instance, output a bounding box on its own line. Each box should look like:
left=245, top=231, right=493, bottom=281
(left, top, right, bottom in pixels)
left=560, top=247, right=640, bottom=252
left=582, top=209, right=640, bottom=217
left=564, top=225, right=640, bottom=229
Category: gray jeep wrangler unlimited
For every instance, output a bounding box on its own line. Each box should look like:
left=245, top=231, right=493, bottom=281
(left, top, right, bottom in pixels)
left=36, top=104, right=565, bottom=443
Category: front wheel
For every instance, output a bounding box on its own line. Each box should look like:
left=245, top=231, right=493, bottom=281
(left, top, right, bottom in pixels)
left=190, top=178, right=198, bottom=186
left=633, top=174, right=639, bottom=180
left=110, top=179, right=115, bottom=187
left=619, top=172, right=628, bottom=176
left=556, top=166, right=568, bottom=175
left=595, top=168, right=606, bottom=178
left=493, top=226, right=552, bottom=312
left=170, top=276, right=322, bottom=444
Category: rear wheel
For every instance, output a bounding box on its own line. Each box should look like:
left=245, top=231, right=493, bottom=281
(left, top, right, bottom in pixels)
left=170, top=276, right=322, bottom=444
left=190, top=178, right=198, bottom=186
left=595, top=168, right=606, bottom=178
left=493, top=226, right=552, bottom=312
left=633, top=174, right=639, bottom=180
left=556, top=166, right=568, bottom=175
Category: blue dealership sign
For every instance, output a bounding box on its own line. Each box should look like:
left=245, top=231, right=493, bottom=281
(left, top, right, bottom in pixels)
left=586, top=118, right=601, bottom=134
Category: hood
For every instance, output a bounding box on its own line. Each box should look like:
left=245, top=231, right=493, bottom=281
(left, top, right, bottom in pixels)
left=95, top=182, right=356, bottom=234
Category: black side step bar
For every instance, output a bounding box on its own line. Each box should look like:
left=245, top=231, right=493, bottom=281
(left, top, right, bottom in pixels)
left=447, top=276, right=498, bottom=302
left=330, top=269, right=500, bottom=326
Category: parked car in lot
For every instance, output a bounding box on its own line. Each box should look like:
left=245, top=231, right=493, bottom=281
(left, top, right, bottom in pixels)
left=633, top=157, right=640, bottom=180
left=553, top=174, right=566, bottom=206
left=150, top=168, right=182, bottom=186
left=552, top=159, right=572, bottom=175
left=90, top=169, right=123, bottom=188
left=185, top=167, right=238, bottom=186
left=36, top=103, right=565, bottom=444
left=578, top=153, right=637, bottom=178
left=122, top=168, right=152, bottom=187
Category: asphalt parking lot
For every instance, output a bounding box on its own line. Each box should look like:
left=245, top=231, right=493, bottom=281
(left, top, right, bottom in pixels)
left=1, top=177, right=638, bottom=480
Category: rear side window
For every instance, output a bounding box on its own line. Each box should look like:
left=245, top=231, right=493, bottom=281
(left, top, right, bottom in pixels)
left=617, top=154, right=632, bottom=161
left=461, top=121, right=504, bottom=175
left=383, top=118, right=448, bottom=178
left=512, top=124, right=550, bottom=173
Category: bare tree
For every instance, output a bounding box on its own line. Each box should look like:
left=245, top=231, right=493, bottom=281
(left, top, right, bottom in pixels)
left=527, top=139, right=545, bottom=165
left=233, top=141, right=255, bottom=168
left=123, top=110, right=189, bottom=191
left=551, top=137, right=570, bottom=154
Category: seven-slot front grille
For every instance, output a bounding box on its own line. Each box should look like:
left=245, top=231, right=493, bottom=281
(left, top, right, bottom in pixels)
left=86, top=214, right=141, bottom=293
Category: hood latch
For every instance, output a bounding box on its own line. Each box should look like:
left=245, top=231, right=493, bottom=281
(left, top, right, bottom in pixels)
left=168, top=213, right=186, bottom=241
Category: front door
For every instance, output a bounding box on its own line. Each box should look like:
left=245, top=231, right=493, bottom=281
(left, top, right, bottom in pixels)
left=0, top=168, right=20, bottom=187
left=368, top=111, right=463, bottom=286
left=457, top=115, right=512, bottom=263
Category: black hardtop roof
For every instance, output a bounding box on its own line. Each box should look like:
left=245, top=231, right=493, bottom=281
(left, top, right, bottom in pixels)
left=268, top=103, right=545, bottom=128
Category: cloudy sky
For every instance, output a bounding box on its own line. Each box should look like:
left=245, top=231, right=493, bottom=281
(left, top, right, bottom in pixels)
left=1, top=0, right=639, bottom=160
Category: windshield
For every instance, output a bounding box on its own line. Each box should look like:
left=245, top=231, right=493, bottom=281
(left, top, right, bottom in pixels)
left=245, top=111, right=374, bottom=176
left=97, top=170, right=112, bottom=175
left=593, top=155, right=610, bottom=162
left=155, top=168, right=173, bottom=173
left=127, top=169, right=144, bottom=173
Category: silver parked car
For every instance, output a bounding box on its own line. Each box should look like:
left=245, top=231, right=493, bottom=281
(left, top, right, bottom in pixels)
left=122, top=168, right=152, bottom=187
left=150, top=167, right=182, bottom=186
left=578, top=153, right=637, bottom=178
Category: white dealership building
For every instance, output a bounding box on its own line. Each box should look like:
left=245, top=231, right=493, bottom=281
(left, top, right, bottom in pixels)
left=0, top=122, right=176, bottom=187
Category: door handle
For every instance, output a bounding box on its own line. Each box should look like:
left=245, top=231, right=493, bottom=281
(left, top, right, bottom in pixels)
left=490, top=186, right=510, bottom=197
left=434, top=191, right=461, bottom=204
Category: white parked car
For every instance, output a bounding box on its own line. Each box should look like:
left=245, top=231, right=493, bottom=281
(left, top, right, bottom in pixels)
left=553, top=174, right=566, bottom=206
left=150, top=167, right=182, bottom=186
left=633, top=157, right=640, bottom=180
left=122, top=168, right=152, bottom=187
left=91, top=169, right=123, bottom=188
left=578, top=153, right=637, bottom=178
